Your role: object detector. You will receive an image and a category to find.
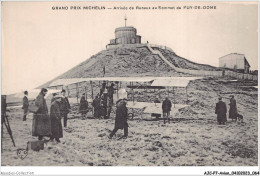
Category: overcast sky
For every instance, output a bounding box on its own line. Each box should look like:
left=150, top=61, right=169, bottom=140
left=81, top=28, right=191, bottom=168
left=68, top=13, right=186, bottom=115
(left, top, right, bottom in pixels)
left=2, top=1, right=258, bottom=94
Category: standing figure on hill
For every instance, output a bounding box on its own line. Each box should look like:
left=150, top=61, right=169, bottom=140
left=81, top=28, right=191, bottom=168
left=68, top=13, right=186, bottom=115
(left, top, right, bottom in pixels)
left=109, top=99, right=128, bottom=139
left=215, top=97, right=227, bottom=125
left=79, top=93, right=88, bottom=119
left=152, top=97, right=161, bottom=119
left=22, top=91, right=29, bottom=121
left=92, top=95, right=101, bottom=119
left=162, top=97, right=172, bottom=124
left=229, top=95, right=238, bottom=122
left=32, top=88, right=52, bottom=140
left=60, top=89, right=71, bottom=127
left=50, top=95, right=63, bottom=143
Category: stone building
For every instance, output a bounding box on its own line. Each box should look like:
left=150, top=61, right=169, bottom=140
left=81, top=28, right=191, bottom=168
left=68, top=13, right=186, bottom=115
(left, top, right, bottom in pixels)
left=219, top=53, right=251, bottom=73
left=107, top=25, right=142, bottom=47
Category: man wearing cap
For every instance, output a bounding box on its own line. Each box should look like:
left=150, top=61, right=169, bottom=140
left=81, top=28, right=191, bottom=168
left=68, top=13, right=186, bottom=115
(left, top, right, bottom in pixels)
left=215, top=97, right=227, bottom=125
left=60, top=89, right=71, bottom=127
left=22, top=91, right=29, bottom=121
left=32, top=88, right=52, bottom=140
left=109, top=99, right=128, bottom=139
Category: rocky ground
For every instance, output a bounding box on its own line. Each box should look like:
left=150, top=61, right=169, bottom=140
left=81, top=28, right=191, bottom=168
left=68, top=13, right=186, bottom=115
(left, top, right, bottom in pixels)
left=1, top=78, right=258, bottom=166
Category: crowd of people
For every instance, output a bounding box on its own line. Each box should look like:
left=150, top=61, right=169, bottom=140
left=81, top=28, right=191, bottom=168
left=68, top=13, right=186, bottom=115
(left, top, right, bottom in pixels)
left=21, top=83, right=242, bottom=143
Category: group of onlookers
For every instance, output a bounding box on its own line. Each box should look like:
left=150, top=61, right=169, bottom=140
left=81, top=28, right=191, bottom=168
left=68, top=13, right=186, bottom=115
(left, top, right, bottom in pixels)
left=23, top=88, right=70, bottom=143
left=21, top=85, right=241, bottom=142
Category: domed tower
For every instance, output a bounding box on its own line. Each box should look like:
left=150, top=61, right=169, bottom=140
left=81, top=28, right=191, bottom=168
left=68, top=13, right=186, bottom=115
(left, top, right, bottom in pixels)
left=108, top=17, right=142, bottom=46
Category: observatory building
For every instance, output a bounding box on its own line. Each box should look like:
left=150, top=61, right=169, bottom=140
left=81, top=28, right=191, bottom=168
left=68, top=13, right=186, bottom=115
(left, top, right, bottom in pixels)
left=107, top=17, right=142, bottom=47
left=108, top=26, right=141, bottom=46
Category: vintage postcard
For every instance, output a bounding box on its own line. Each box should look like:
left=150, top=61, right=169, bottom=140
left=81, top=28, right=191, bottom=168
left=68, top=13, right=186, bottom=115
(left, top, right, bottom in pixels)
left=1, top=1, right=259, bottom=175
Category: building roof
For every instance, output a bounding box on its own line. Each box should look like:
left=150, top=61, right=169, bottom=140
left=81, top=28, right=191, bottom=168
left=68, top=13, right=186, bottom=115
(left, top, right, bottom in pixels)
left=115, top=26, right=137, bottom=32
left=219, top=53, right=245, bottom=60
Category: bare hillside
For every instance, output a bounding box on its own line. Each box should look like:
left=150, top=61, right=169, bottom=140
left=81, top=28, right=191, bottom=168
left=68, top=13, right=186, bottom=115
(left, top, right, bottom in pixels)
left=39, top=46, right=220, bottom=88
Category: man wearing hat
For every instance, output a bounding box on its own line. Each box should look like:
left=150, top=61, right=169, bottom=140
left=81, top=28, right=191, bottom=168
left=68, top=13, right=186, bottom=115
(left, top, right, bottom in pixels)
left=32, top=88, right=52, bottom=140
left=60, top=89, right=71, bottom=127
left=215, top=97, right=227, bottom=125
left=109, top=98, right=128, bottom=139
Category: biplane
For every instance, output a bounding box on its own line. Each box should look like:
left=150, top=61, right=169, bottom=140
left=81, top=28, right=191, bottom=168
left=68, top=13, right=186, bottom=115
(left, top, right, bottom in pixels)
left=47, top=76, right=202, bottom=119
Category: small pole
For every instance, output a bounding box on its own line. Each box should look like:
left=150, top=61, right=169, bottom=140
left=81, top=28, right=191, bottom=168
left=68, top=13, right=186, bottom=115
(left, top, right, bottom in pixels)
left=84, top=83, right=87, bottom=100
left=76, top=83, right=79, bottom=103
left=117, top=82, right=119, bottom=99
left=131, top=82, right=134, bottom=119
left=90, top=81, right=94, bottom=100
left=124, top=15, right=127, bottom=27
left=173, top=87, right=175, bottom=108
left=186, top=87, right=188, bottom=104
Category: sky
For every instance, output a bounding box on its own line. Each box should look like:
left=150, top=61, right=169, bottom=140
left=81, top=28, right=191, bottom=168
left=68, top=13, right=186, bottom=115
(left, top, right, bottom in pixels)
left=1, top=1, right=258, bottom=94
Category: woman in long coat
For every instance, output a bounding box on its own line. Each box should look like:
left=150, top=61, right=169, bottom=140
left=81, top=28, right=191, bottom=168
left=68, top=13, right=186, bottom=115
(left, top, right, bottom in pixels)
left=229, top=96, right=238, bottom=121
left=79, top=93, right=88, bottom=118
left=32, top=88, right=52, bottom=140
left=50, top=97, right=63, bottom=143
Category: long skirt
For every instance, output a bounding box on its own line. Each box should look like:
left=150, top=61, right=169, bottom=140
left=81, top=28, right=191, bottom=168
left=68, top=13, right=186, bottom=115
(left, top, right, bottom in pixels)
left=51, top=118, right=63, bottom=138
left=32, top=114, right=52, bottom=137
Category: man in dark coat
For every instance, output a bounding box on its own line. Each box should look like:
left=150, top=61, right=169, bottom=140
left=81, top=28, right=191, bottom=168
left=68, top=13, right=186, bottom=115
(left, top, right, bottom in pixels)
left=92, top=95, right=101, bottom=118
left=109, top=99, right=128, bottom=139
left=79, top=93, right=88, bottom=119
left=50, top=96, right=63, bottom=143
left=215, top=97, right=227, bottom=125
left=162, top=97, right=172, bottom=124
left=60, top=89, right=71, bottom=127
left=229, top=95, right=238, bottom=121
left=22, top=91, right=29, bottom=121
left=32, top=88, right=52, bottom=140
